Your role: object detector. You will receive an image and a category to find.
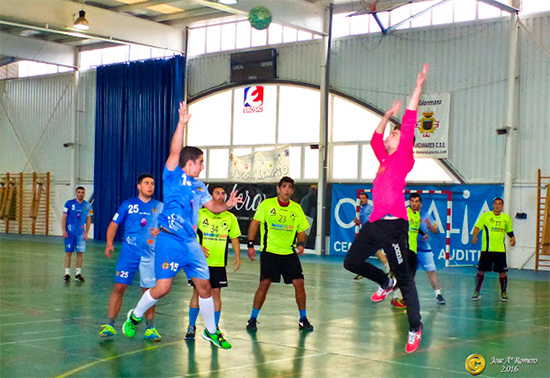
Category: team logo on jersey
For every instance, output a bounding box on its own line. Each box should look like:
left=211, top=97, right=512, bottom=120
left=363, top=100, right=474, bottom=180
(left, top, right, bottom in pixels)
left=202, top=219, right=209, bottom=226
left=290, top=213, right=296, bottom=220
left=147, top=239, right=154, bottom=245
left=162, top=261, right=169, bottom=270
left=416, top=112, right=440, bottom=137
left=116, top=271, right=120, bottom=276
left=243, top=86, right=264, bottom=113
left=222, top=221, right=228, bottom=230
left=152, top=208, right=157, bottom=213
left=270, top=208, right=276, bottom=215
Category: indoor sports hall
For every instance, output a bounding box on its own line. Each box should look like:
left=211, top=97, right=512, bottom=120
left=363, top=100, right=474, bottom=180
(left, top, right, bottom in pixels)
left=1, top=1, right=549, bottom=377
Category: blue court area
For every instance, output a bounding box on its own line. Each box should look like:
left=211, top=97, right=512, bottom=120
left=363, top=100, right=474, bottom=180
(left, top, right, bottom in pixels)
left=0, top=234, right=548, bottom=377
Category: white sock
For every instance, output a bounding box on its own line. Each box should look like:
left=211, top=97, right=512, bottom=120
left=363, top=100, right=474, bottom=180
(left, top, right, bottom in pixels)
left=134, top=289, right=157, bottom=319
left=65, top=268, right=70, bottom=275
left=199, top=296, right=217, bottom=334
left=76, top=268, right=82, bottom=275
left=383, top=264, right=390, bottom=274
left=434, top=289, right=441, bottom=296
left=394, top=288, right=402, bottom=299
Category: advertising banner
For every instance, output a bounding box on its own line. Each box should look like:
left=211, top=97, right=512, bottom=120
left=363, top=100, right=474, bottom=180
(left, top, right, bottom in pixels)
left=413, top=93, right=451, bottom=158
left=229, top=145, right=290, bottom=182
left=330, top=184, right=503, bottom=267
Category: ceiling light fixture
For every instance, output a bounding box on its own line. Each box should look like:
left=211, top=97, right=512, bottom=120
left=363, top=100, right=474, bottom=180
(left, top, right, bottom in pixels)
left=73, top=10, right=89, bottom=30
left=219, top=0, right=238, bottom=5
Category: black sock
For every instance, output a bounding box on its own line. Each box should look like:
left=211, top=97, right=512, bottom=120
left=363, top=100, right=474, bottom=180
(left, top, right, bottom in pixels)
left=108, top=318, right=116, bottom=326
left=146, top=319, right=154, bottom=328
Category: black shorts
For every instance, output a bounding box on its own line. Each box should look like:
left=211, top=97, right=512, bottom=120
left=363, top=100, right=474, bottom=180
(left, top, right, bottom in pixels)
left=188, top=267, right=228, bottom=289
left=260, top=251, right=304, bottom=284
left=478, top=252, right=508, bottom=273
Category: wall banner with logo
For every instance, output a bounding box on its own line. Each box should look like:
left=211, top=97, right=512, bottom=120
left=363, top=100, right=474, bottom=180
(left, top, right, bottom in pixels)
left=229, top=145, right=290, bottom=182
left=330, top=183, right=503, bottom=267
left=413, top=93, right=451, bottom=158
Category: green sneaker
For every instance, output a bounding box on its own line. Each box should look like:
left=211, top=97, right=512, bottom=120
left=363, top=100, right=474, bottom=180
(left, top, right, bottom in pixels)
left=471, top=291, right=481, bottom=301
left=122, top=309, right=142, bottom=338
left=501, top=292, right=509, bottom=302
left=202, top=328, right=231, bottom=349
left=99, top=324, right=117, bottom=337
left=144, top=326, right=162, bottom=341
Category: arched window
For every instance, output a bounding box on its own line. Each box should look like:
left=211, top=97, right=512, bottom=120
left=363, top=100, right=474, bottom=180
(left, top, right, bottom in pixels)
left=187, top=84, right=455, bottom=183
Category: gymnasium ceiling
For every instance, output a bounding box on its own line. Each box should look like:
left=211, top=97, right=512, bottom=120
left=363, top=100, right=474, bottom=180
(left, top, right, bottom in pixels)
left=0, top=0, right=517, bottom=66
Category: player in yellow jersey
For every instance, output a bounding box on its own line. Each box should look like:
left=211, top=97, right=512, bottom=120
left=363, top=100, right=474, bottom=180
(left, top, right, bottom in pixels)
left=184, top=185, right=242, bottom=340
left=391, top=193, right=423, bottom=308
left=246, top=176, right=313, bottom=332
left=472, top=197, right=515, bottom=301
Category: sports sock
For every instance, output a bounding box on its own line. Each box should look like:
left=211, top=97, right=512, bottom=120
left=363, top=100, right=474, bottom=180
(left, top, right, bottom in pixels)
left=475, top=273, right=485, bottom=292
left=76, top=268, right=82, bottom=275
left=299, top=309, right=307, bottom=319
left=499, top=276, right=508, bottom=293
left=434, top=289, right=441, bottom=296
left=215, top=311, right=221, bottom=327
left=199, top=296, right=217, bottom=334
left=108, top=317, right=116, bottom=326
left=65, top=268, right=70, bottom=275
left=189, top=307, right=200, bottom=327
left=383, top=263, right=390, bottom=274
left=146, top=319, right=154, bottom=328
left=134, top=289, right=158, bottom=319
left=394, top=288, right=402, bottom=299
left=251, top=308, right=260, bottom=319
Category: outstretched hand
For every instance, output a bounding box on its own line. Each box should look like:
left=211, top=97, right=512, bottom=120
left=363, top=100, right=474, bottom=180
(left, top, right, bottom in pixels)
left=416, top=63, right=429, bottom=88
left=226, top=190, right=244, bottom=208
left=384, top=100, right=402, bottom=118
left=178, top=101, right=192, bottom=125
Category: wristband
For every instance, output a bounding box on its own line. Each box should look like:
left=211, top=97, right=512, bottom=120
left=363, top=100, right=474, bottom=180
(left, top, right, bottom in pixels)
left=296, top=242, right=305, bottom=248
left=248, top=240, right=255, bottom=248
left=507, top=231, right=515, bottom=238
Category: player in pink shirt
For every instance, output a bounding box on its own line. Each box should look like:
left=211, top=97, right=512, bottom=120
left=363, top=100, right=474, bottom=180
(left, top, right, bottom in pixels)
left=344, top=64, right=428, bottom=353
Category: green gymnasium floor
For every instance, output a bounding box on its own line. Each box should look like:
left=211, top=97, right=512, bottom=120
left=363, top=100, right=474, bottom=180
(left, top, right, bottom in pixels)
left=0, top=234, right=548, bottom=378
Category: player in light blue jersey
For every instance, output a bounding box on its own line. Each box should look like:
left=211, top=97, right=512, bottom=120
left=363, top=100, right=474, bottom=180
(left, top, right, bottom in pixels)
left=417, top=202, right=446, bottom=305
left=62, top=186, right=92, bottom=283
left=99, top=174, right=164, bottom=340
left=122, top=102, right=242, bottom=349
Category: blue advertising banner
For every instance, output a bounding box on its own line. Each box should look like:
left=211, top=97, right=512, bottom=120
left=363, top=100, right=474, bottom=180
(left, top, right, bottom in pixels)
left=330, top=184, right=503, bottom=267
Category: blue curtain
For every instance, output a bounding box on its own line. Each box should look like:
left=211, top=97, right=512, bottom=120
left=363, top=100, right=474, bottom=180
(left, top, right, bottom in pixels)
left=94, top=56, right=185, bottom=240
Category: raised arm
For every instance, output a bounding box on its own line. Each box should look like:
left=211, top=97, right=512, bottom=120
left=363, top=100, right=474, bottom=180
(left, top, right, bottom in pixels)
left=166, top=101, right=192, bottom=171
left=407, top=64, right=429, bottom=111
left=375, top=101, right=401, bottom=135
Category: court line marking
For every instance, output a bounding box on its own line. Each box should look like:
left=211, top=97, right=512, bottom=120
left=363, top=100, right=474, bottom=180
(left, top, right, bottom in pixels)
left=54, top=340, right=184, bottom=378
left=0, top=316, right=91, bottom=328
left=0, top=335, right=81, bottom=346
left=179, top=352, right=328, bottom=378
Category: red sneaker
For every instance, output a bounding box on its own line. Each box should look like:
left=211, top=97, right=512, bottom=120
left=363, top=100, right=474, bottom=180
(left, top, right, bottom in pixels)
left=391, top=298, right=407, bottom=309
left=371, top=277, right=396, bottom=302
left=405, top=325, right=423, bottom=353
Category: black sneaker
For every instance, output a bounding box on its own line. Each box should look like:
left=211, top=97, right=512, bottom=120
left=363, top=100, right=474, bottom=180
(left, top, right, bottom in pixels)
left=246, top=318, right=258, bottom=332
left=185, top=325, right=196, bottom=340
left=75, top=274, right=85, bottom=282
left=436, top=294, right=446, bottom=305
left=299, top=317, right=314, bottom=332
left=63, top=274, right=70, bottom=283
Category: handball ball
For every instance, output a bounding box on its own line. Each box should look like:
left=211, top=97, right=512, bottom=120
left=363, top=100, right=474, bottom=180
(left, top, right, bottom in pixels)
left=249, top=6, right=272, bottom=30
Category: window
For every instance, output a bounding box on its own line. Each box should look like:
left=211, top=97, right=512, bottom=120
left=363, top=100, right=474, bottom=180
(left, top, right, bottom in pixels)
left=187, top=84, right=456, bottom=183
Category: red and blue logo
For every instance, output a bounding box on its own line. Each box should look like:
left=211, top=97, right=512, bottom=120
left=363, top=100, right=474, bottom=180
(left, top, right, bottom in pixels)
left=244, top=86, right=264, bottom=113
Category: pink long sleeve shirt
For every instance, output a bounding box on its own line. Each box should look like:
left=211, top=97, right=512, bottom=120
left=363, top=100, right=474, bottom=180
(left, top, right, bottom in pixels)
left=369, top=109, right=417, bottom=222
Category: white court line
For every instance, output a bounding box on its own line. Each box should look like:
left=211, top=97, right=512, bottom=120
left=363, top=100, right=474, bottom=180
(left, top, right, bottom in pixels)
left=0, top=316, right=91, bottom=327
left=176, top=352, right=328, bottom=378
left=0, top=334, right=80, bottom=346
